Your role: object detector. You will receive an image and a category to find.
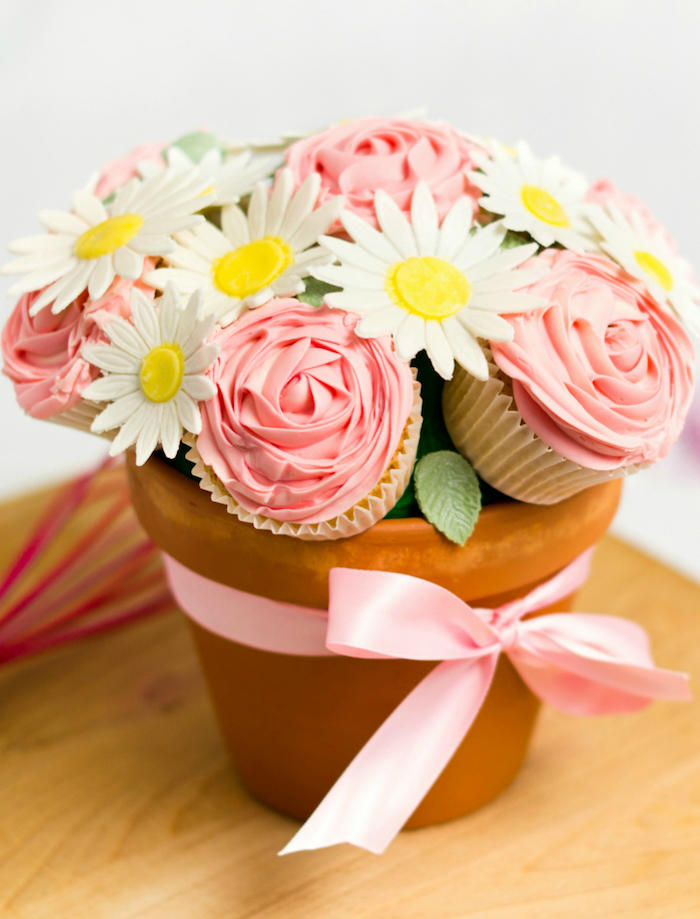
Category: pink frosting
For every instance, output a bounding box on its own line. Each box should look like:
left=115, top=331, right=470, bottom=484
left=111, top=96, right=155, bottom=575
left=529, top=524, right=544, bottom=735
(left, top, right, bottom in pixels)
left=198, top=299, right=415, bottom=524
left=585, top=179, right=678, bottom=253
left=94, top=142, right=165, bottom=199
left=2, top=269, right=154, bottom=419
left=285, top=117, right=481, bottom=227
left=491, top=249, right=695, bottom=470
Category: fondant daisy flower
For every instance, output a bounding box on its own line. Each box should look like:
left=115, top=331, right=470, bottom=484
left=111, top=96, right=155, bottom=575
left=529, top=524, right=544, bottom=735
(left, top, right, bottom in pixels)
left=587, top=203, right=700, bottom=336
left=3, top=171, right=213, bottom=316
left=312, top=182, right=546, bottom=381
left=146, top=168, right=343, bottom=326
left=81, top=283, right=218, bottom=466
left=468, top=140, right=593, bottom=252
left=138, top=144, right=277, bottom=205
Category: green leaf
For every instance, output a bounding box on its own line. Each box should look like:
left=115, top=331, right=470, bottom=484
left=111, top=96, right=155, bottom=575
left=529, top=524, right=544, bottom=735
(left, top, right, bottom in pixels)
left=168, top=131, right=223, bottom=164
left=500, top=229, right=533, bottom=250
left=297, top=276, right=341, bottom=307
left=414, top=451, right=482, bottom=545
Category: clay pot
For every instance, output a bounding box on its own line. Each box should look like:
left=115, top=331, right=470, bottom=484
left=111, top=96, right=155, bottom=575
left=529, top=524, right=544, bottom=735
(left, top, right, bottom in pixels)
left=126, top=452, right=621, bottom=829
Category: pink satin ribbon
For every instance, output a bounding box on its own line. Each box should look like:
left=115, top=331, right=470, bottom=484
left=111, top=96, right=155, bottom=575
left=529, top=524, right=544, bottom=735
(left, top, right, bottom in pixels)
left=163, top=550, right=691, bottom=856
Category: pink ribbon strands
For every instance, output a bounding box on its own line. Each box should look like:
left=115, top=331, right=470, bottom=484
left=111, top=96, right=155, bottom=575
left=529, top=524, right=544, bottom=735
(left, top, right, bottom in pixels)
left=164, top=549, right=691, bottom=856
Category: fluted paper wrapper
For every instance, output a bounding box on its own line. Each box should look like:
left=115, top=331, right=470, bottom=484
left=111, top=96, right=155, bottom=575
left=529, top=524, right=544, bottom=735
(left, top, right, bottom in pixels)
left=186, top=373, right=422, bottom=541
left=49, top=398, right=115, bottom=439
left=443, top=348, right=645, bottom=505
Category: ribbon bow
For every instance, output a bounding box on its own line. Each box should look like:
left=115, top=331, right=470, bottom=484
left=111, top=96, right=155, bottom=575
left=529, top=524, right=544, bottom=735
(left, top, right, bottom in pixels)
left=280, top=550, right=690, bottom=854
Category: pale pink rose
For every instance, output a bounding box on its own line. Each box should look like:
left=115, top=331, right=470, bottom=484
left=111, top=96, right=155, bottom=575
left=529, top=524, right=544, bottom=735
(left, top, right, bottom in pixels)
left=2, top=267, right=155, bottom=419
left=491, top=249, right=695, bottom=470
left=585, top=179, right=678, bottom=253
left=285, top=117, right=481, bottom=227
left=94, top=142, right=165, bottom=199
left=197, top=299, right=414, bottom=524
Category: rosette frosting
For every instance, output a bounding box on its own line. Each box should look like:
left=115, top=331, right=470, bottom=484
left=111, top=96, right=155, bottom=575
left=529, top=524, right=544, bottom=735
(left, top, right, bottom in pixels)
left=197, top=299, right=416, bottom=524
left=1, top=273, right=153, bottom=419
left=491, top=249, right=695, bottom=470
left=285, top=117, right=481, bottom=227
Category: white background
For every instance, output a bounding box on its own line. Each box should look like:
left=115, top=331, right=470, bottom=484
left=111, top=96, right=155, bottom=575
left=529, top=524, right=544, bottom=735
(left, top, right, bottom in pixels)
left=1, top=0, right=699, bottom=580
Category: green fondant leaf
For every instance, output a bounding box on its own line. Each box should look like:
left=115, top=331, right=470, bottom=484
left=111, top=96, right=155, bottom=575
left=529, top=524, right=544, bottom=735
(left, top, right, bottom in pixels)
left=501, top=229, right=533, bottom=250
left=168, top=131, right=223, bottom=164
left=414, top=451, right=482, bottom=546
left=297, top=276, right=341, bottom=307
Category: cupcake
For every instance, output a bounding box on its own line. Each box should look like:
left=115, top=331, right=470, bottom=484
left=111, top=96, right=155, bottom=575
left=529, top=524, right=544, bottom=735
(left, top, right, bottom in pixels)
left=186, top=298, right=422, bottom=540
left=443, top=249, right=696, bottom=504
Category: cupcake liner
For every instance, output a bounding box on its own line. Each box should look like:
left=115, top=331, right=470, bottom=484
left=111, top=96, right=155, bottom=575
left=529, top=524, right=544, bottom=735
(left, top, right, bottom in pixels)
left=49, top=398, right=116, bottom=440
left=185, top=371, right=423, bottom=541
left=443, top=348, right=646, bottom=505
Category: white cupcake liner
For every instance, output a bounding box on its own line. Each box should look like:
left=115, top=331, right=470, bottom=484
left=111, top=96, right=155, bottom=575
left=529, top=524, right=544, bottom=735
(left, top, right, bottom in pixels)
left=49, top=398, right=116, bottom=440
left=442, top=348, right=646, bottom=505
left=185, top=371, right=423, bottom=540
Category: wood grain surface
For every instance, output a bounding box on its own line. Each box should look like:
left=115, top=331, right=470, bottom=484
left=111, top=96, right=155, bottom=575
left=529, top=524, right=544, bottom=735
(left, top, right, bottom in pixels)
left=0, top=470, right=699, bottom=918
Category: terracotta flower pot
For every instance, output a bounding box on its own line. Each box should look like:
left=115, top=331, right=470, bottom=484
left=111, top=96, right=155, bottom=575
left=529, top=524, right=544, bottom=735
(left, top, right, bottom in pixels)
left=126, top=452, right=622, bottom=829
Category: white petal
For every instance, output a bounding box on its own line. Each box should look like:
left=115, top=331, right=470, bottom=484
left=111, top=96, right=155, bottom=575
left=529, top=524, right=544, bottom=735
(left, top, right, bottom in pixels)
left=441, top=317, right=489, bottom=380
left=181, top=374, right=217, bottom=401
left=38, top=210, right=89, bottom=235
left=325, top=289, right=393, bottom=312
left=266, top=168, right=295, bottom=237
left=177, top=289, right=205, bottom=345
left=317, top=235, right=388, bottom=275
left=87, top=256, right=116, bottom=300
left=128, top=235, right=177, bottom=256
left=50, top=262, right=94, bottom=313
left=160, top=400, right=183, bottom=459
left=466, top=242, right=539, bottom=281
left=159, top=282, right=182, bottom=341
left=82, top=343, right=142, bottom=374
left=135, top=405, right=164, bottom=466
left=453, top=221, right=506, bottom=271
left=72, top=190, right=107, bottom=225
left=113, top=246, right=144, bottom=280
left=174, top=390, right=202, bottom=434
left=458, top=309, right=515, bottom=342
left=374, top=190, right=418, bottom=259
left=469, top=291, right=547, bottom=313
left=104, top=316, right=149, bottom=357
left=411, top=182, right=439, bottom=256
left=356, top=304, right=405, bottom=338
left=93, top=390, right=145, bottom=433
left=287, top=196, right=344, bottom=253
left=221, top=204, right=250, bottom=248
left=424, top=320, right=455, bottom=380
left=130, top=292, right=160, bottom=348
left=247, top=182, right=268, bottom=240
left=184, top=343, right=218, bottom=374
left=394, top=313, right=426, bottom=362
left=5, top=258, right=76, bottom=294
left=82, top=373, right=140, bottom=401
left=8, top=233, right=75, bottom=255
left=279, top=173, right=321, bottom=240
left=436, top=197, right=474, bottom=262
left=270, top=275, right=305, bottom=296
left=312, top=264, right=386, bottom=291
left=340, top=209, right=402, bottom=264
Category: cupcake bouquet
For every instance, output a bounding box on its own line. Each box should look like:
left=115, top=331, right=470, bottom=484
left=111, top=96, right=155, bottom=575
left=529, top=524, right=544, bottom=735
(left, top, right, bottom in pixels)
left=2, top=118, right=697, bottom=854
left=3, top=118, right=696, bottom=541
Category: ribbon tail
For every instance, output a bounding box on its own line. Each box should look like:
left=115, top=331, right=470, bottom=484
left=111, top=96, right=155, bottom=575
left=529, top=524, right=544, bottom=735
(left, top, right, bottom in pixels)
left=279, top=653, right=498, bottom=855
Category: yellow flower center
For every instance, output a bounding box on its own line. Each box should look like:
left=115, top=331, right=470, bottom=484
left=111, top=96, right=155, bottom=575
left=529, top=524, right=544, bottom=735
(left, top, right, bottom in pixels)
left=212, top=236, right=293, bottom=299
left=74, top=214, right=144, bottom=260
left=386, top=256, right=471, bottom=320
left=634, top=250, right=673, bottom=292
left=520, top=185, right=570, bottom=227
left=140, top=343, right=184, bottom=403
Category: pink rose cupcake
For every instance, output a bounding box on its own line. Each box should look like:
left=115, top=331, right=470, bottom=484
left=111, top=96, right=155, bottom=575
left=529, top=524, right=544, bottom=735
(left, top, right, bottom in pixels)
left=285, top=117, right=481, bottom=228
left=2, top=270, right=155, bottom=432
left=443, top=249, right=695, bottom=503
left=186, top=298, right=422, bottom=539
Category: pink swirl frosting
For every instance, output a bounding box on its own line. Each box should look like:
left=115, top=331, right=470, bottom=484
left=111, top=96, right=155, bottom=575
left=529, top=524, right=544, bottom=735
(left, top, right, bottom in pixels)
left=94, top=142, right=165, bottom=199
left=198, top=299, right=415, bottom=524
left=490, top=249, right=695, bottom=470
left=285, top=117, right=481, bottom=227
left=2, top=271, right=154, bottom=419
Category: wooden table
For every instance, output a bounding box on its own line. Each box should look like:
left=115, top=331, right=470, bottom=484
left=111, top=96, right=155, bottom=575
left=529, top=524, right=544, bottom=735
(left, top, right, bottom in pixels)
left=1, top=475, right=699, bottom=918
